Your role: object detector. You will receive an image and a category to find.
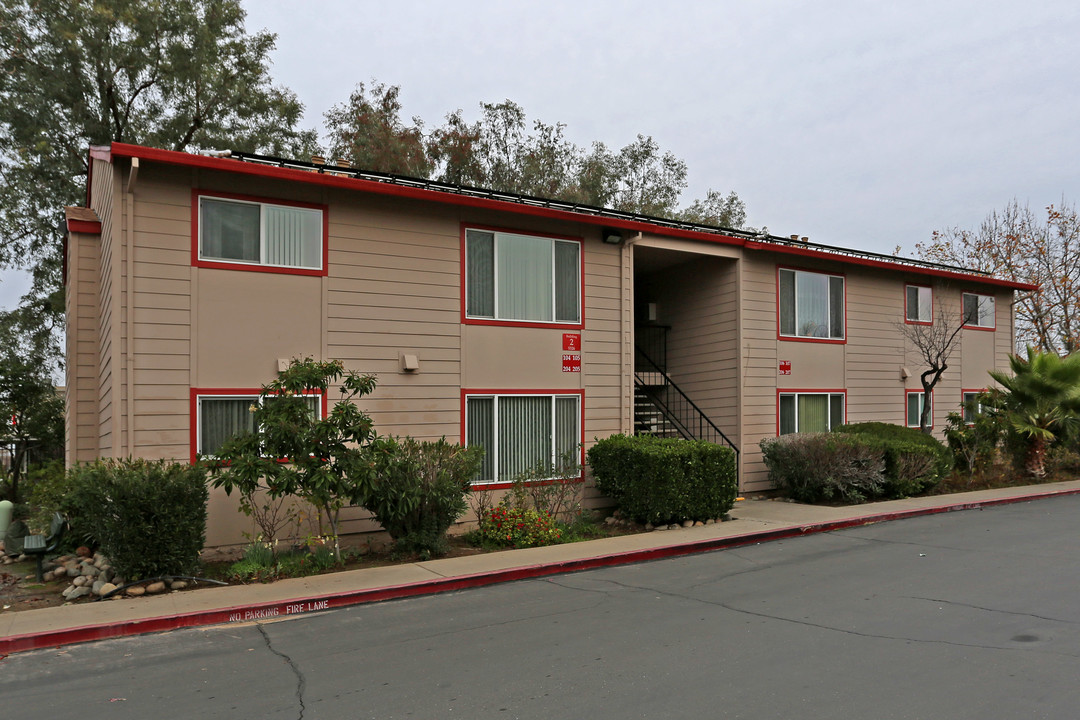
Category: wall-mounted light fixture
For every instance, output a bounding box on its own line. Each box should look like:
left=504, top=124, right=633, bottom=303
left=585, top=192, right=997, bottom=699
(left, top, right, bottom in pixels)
left=602, top=228, right=623, bottom=245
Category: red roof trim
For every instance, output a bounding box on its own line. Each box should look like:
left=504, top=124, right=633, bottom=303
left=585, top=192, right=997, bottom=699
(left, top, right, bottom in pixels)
left=66, top=219, right=101, bottom=234
left=106, top=142, right=1038, bottom=291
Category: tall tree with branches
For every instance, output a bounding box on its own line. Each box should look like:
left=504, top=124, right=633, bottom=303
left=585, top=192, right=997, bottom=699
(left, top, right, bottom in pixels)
left=0, top=0, right=318, bottom=345
left=913, top=200, right=1080, bottom=355
left=901, top=297, right=967, bottom=433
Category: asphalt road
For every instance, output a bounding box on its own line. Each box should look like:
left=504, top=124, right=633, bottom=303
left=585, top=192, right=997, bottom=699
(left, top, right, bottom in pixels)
left=3, top=496, right=1079, bottom=719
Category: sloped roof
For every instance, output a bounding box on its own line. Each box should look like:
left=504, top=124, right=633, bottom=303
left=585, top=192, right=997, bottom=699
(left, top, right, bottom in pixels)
left=93, top=142, right=1038, bottom=292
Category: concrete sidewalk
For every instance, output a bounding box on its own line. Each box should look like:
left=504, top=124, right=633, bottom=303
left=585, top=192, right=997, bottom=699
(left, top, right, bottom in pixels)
left=3, top=480, right=1079, bottom=656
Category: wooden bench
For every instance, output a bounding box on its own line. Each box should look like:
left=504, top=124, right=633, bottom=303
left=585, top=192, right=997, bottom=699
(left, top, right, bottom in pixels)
left=23, top=513, right=66, bottom=582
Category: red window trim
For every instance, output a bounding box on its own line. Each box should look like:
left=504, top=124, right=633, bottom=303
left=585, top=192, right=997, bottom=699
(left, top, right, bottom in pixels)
left=189, top=387, right=328, bottom=463
left=961, top=291, right=996, bottom=331
left=775, top=388, right=847, bottom=435
left=904, top=283, right=933, bottom=326
left=776, top=265, right=848, bottom=344
left=191, top=189, right=329, bottom=277
left=460, top=223, right=586, bottom=331
left=460, top=388, right=586, bottom=489
left=905, top=389, right=934, bottom=429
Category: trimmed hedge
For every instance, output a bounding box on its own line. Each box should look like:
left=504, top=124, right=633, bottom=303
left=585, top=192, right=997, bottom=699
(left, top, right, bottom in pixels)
left=760, top=423, right=952, bottom=504
left=72, top=459, right=209, bottom=580
left=760, top=433, right=886, bottom=503
left=834, top=422, right=951, bottom=497
left=587, top=435, right=737, bottom=524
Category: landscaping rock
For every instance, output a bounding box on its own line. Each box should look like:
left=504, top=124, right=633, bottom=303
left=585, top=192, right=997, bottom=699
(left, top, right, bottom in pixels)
left=125, top=586, right=145, bottom=597
left=52, top=566, right=67, bottom=578
left=682, top=520, right=694, bottom=528
left=92, top=579, right=105, bottom=594
left=145, top=581, right=166, bottom=594
left=645, top=523, right=654, bottom=531
left=75, top=546, right=92, bottom=558
left=98, top=582, right=117, bottom=597
left=42, top=570, right=55, bottom=582
left=170, top=580, right=188, bottom=590
left=72, top=575, right=87, bottom=587
left=67, top=586, right=91, bottom=600
left=693, top=521, right=704, bottom=527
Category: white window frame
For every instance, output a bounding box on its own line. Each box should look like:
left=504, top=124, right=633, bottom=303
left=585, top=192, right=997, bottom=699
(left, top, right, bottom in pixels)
left=198, top=195, right=324, bottom=271
left=778, top=268, right=845, bottom=340
left=962, top=292, right=995, bottom=329
left=962, top=392, right=984, bottom=425
left=905, top=285, right=932, bottom=323
left=778, top=392, right=846, bottom=435
left=464, top=393, right=581, bottom=485
left=464, top=227, right=582, bottom=325
left=906, top=391, right=932, bottom=428
left=195, top=392, right=323, bottom=457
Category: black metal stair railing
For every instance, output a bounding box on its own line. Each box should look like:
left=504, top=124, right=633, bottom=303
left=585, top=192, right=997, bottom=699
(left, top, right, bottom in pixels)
left=634, top=325, right=670, bottom=374
left=633, top=347, right=739, bottom=461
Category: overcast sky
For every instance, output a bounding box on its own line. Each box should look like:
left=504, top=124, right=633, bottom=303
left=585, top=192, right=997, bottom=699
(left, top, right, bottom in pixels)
left=4, top=0, right=1077, bottom=309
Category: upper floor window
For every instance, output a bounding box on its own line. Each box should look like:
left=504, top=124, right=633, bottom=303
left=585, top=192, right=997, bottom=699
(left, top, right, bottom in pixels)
left=778, top=391, right=845, bottom=434
left=962, top=293, right=995, bottom=329
left=905, top=285, right=932, bottom=323
left=778, top=268, right=845, bottom=340
left=197, top=193, right=325, bottom=274
left=962, top=391, right=985, bottom=424
left=464, top=227, right=581, bottom=326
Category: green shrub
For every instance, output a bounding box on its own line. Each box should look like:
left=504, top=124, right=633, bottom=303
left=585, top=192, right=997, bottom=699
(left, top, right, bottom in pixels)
left=834, top=422, right=951, bottom=497
left=504, top=452, right=583, bottom=521
left=587, top=435, right=737, bottom=524
left=943, top=407, right=1003, bottom=484
left=73, top=459, right=209, bottom=580
left=478, top=505, right=563, bottom=548
left=760, top=433, right=886, bottom=503
left=363, top=437, right=484, bottom=556
left=25, top=460, right=96, bottom=549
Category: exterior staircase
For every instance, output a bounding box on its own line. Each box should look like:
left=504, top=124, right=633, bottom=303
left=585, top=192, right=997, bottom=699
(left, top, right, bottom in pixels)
left=633, top=330, right=739, bottom=466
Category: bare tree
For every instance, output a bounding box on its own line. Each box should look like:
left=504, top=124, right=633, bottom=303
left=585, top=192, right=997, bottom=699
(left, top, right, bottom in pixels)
left=900, top=300, right=967, bottom=433
left=913, top=200, right=1080, bottom=355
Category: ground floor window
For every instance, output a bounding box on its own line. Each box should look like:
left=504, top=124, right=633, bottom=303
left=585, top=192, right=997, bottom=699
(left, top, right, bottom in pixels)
left=906, top=390, right=932, bottom=428
left=464, top=392, right=582, bottom=484
left=193, top=390, right=322, bottom=458
left=962, top=391, right=985, bottom=424
left=778, top=391, right=845, bottom=434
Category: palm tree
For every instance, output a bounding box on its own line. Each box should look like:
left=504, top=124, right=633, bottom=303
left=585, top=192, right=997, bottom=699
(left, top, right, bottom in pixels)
left=989, top=347, right=1080, bottom=478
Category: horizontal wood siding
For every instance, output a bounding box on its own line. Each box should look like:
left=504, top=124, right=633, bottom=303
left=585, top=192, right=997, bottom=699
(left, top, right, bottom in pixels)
left=738, top=254, right=779, bottom=491
left=127, top=170, right=193, bottom=460
left=92, top=159, right=115, bottom=456
left=327, top=196, right=462, bottom=441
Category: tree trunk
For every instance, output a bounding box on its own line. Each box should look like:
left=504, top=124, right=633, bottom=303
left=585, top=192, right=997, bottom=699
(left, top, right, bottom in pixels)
left=1025, top=436, right=1047, bottom=478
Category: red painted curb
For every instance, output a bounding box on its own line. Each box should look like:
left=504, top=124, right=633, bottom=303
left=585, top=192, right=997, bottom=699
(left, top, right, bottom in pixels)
left=3, top=486, right=1077, bottom=656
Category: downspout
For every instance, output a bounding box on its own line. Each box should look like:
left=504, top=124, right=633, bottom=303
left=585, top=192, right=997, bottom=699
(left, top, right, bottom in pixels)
left=621, top=233, right=642, bottom=435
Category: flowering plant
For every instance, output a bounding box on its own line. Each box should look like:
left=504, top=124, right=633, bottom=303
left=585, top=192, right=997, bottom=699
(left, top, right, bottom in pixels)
left=479, top=505, right=562, bottom=548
